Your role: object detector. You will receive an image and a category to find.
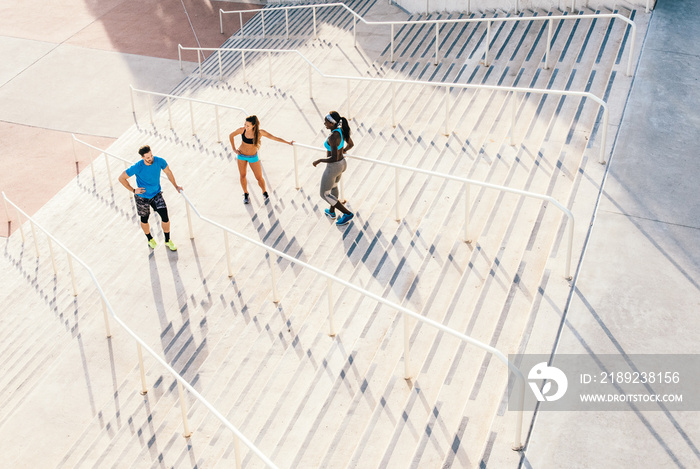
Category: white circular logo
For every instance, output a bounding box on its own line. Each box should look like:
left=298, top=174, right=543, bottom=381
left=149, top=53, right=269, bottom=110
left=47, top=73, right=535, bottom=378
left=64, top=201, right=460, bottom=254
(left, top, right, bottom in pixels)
left=528, top=362, right=568, bottom=402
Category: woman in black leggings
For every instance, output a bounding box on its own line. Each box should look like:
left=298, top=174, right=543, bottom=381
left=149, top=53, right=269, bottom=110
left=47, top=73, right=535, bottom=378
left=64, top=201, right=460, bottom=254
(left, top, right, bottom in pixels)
left=313, top=111, right=354, bottom=226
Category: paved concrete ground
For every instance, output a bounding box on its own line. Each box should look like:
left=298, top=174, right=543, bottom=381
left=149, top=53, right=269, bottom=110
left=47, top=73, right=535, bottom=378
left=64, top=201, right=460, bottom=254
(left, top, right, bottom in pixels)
left=0, top=0, right=259, bottom=236
left=524, top=0, right=700, bottom=467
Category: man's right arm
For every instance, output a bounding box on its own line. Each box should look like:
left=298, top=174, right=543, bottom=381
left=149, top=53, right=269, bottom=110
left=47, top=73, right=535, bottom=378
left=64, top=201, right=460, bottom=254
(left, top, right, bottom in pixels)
left=118, top=171, right=138, bottom=194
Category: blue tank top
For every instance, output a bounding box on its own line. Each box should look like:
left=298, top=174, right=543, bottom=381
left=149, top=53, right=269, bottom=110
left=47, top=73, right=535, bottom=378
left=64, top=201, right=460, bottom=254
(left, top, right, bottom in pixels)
left=324, top=128, right=345, bottom=151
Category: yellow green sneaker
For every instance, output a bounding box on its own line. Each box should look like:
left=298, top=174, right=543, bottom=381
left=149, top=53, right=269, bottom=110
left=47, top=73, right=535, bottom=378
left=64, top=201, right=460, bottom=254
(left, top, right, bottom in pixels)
left=148, top=238, right=157, bottom=249
left=164, top=240, right=177, bottom=251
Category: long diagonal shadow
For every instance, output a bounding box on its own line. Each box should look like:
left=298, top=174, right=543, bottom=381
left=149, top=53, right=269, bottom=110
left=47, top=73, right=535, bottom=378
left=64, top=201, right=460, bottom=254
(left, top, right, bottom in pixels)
left=600, top=183, right=700, bottom=292
left=518, top=285, right=699, bottom=469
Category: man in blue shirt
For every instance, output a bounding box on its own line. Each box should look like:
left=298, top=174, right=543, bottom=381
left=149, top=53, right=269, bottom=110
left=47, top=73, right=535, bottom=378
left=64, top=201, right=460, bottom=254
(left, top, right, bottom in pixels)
left=118, top=145, right=183, bottom=250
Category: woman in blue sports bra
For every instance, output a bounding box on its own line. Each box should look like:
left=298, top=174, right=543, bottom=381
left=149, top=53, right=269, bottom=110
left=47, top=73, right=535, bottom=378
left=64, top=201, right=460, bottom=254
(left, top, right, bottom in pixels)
left=313, top=110, right=355, bottom=226
left=229, top=115, right=293, bottom=204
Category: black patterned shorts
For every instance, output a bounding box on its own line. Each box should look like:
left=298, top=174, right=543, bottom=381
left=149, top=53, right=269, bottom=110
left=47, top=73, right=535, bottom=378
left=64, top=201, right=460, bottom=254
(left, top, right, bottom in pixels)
left=134, top=192, right=167, bottom=218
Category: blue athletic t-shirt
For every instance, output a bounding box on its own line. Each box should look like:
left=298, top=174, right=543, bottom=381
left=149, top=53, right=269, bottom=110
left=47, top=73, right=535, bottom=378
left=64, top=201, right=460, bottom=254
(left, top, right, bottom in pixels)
left=126, top=156, right=168, bottom=199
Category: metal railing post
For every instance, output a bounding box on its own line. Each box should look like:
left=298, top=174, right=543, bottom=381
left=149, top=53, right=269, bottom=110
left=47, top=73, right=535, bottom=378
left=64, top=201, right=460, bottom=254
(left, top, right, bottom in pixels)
left=185, top=197, right=194, bottom=239
left=485, top=20, right=491, bottom=67
left=167, top=97, right=173, bottom=129
left=394, top=167, right=401, bottom=221
left=71, top=133, right=79, bottom=166
left=261, top=11, right=265, bottom=38
left=599, top=107, right=609, bottom=164
left=218, top=50, right=223, bottom=81
left=47, top=237, right=57, bottom=275
left=313, top=7, right=317, bottom=39
left=308, top=64, right=313, bottom=98
left=219, top=9, right=224, bottom=34
left=293, top=145, right=300, bottom=189
left=513, top=377, right=525, bottom=450
left=340, top=177, right=345, bottom=203
left=627, top=22, right=636, bottom=76
left=189, top=101, right=196, bottom=135
left=2, top=194, right=11, bottom=229
left=215, top=105, right=221, bottom=143
left=444, top=87, right=449, bottom=135
left=403, top=313, right=411, bottom=379
left=435, top=23, right=439, bottom=65
left=147, top=94, right=154, bottom=125
left=239, top=12, right=244, bottom=37
left=14, top=206, right=25, bottom=242
left=224, top=230, right=233, bottom=277
left=101, top=298, right=112, bottom=337
left=233, top=436, right=242, bottom=469
left=176, top=380, right=193, bottom=438
left=89, top=151, right=96, bottom=180
left=545, top=18, right=552, bottom=69
left=242, top=51, right=247, bottom=83
left=197, top=50, right=202, bottom=78
left=268, top=51, right=273, bottom=87
left=353, top=16, right=357, bottom=47
left=67, top=254, right=78, bottom=296
left=566, top=214, right=574, bottom=280
left=327, top=279, right=336, bottom=336
left=464, top=184, right=471, bottom=243
left=138, top=343, right=148, bottom=394
left=129, top=86, right=137, bottom=124
left=178, top=44, right=183, bottom=69
left=285, top=9, right=289, bottom=41
left=347, top=79, right=351, bottom=118
left=510, top=90, right=517, bottom=145
left=104, top=153, right=113, bottom=186
left=390, top=24, right=395, bottom=62
left=392, top=82, right=396, bottom=127
left=30, top=221, right=40, bottom=257
left=269, top=252, right=280, bottom=303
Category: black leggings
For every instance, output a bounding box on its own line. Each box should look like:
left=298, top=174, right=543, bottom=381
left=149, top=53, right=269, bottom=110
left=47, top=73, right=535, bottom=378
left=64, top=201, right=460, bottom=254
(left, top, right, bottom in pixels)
left=141, top=207, right=168, bottom=224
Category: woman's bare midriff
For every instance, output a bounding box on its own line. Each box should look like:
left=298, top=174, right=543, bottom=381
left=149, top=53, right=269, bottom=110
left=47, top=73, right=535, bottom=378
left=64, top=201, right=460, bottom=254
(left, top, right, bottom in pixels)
left=239, top=141, right=257, bottom=157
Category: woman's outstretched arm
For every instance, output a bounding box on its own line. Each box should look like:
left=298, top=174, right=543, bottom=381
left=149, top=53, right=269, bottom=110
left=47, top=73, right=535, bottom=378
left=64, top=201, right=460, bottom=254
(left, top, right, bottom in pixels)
left=260, top=129, right=293, bottom=145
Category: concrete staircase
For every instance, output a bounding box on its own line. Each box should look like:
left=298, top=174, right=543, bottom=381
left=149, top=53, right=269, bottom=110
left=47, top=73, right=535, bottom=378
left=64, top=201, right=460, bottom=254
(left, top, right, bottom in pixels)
left=0, top=1, right=649, bottom=467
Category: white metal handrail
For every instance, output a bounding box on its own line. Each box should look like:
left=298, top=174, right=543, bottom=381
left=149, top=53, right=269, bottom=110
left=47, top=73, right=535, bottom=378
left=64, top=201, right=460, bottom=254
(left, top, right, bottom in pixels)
left=423, top=0, right=653, bottom=16
left=180, top=181, right=528, bottom=451
left=71, top=136, right=528, bottom=451
left=178, top=44, right=611, bottom=164
left=218, top=2, right=637, bottom=75
left=73, top=121, right=574, bottom=278
left=128, top=85, right=248, bottom=142
left=1, top=192, right=278, bottom=469
left=292, top=142, right=575, bottom=279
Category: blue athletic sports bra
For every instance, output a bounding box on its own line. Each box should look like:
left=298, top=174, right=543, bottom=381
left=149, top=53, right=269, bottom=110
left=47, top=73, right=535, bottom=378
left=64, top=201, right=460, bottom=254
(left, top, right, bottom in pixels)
left=324, top=128, right=345, bottom=151
left=241, top=132, right=254, bottom=144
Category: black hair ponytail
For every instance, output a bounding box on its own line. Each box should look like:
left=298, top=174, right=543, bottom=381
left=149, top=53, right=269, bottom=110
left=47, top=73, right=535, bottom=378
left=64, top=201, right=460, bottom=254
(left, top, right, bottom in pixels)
left=329, top=111, right=351, bottom=142
left=340, top=117, right=351, bottom=142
